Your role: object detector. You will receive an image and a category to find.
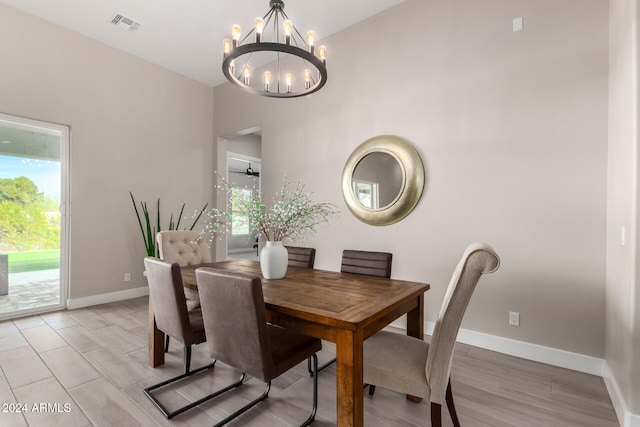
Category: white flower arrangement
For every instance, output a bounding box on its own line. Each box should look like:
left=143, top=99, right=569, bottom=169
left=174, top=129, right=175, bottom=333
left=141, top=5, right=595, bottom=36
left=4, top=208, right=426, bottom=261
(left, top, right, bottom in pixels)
left=202, top=175, right=339, bottom=243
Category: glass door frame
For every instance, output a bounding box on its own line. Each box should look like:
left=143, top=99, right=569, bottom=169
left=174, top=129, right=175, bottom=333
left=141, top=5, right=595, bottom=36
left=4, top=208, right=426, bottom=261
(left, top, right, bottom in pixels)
left=0, top=112, right=70, bottom=319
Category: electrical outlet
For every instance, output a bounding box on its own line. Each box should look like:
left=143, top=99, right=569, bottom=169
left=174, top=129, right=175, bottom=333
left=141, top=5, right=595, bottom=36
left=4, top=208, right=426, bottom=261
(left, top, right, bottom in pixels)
left=509, top=311, right=520, bottom=326
left=124, top=273, right=131, bottom=282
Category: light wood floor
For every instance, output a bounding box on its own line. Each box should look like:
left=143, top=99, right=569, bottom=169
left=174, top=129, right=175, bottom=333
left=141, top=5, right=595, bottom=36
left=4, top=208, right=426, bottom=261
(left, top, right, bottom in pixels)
left=0, top=296, right=619, bottom=426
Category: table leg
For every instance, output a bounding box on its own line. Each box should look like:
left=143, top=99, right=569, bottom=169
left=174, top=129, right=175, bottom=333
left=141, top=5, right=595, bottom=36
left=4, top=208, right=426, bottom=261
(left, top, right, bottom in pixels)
left=406, top=293, right=424, bottom=339
left=335, top=329, right=364, bottom=427
left=148, top=298, right=165, bottom=367
left=405, top=294, right=424, bottom=402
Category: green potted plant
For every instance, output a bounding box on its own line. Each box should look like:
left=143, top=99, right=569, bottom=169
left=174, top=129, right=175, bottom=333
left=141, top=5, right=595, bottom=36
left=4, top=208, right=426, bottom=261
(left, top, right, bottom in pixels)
left=129, top=191, right=207, bottom=258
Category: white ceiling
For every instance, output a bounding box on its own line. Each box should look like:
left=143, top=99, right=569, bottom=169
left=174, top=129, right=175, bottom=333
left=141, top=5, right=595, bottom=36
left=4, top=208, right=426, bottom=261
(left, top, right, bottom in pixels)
left=0, top=0, right=404, bottom=88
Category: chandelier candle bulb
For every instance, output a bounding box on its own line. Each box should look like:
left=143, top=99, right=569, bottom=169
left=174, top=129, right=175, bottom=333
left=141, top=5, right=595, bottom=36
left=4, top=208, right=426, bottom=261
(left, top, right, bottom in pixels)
left=318, top=45, right=327, bottom=62
left=223, top=39, right=232, bottom=56
left=304, top=69, right=311, bottom=89
left=231, top=24, right=241, bottom=47
left=264, top=71, right=271, bottom=92
left=285, top=73, right=292, bottom=92
left=243, top=65, right=251, bottom=85
left=306, top=31, right=315, bottom=53
left=283, top=19, right=293, bottom=45
left=254, top=17, right=264, bottom=42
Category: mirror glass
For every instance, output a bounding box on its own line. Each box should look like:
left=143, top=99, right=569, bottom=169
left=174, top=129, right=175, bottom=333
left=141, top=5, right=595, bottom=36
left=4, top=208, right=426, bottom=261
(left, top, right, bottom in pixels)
left=352, top=152, right=403, bottom=209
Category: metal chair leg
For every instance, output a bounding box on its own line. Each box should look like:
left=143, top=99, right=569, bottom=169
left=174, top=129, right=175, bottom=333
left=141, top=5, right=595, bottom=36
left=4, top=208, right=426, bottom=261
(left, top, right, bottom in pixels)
left=300, top=354, right=318, bottom=426
left=184, top=345, right=191, bottom=374
left=213, top=355, right=319, bottom=427
left=144, top=361, right=239, bottom=419
left=368, top=384, right=376, bottom=395
left=309, top=356, right=335, bottom=376
left=212, top=381, right=271, bottom=427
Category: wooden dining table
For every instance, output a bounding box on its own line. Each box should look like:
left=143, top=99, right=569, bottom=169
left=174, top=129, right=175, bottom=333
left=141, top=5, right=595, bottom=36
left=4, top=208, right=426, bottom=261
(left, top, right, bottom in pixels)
left=148, top=259, right=430, bottom=427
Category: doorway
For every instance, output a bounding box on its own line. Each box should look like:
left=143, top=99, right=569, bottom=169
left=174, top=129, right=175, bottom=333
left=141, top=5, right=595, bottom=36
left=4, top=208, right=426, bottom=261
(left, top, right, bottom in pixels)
left=226, top=154, right=261, bottom=261
left=0, top=113, right=69, bottom=320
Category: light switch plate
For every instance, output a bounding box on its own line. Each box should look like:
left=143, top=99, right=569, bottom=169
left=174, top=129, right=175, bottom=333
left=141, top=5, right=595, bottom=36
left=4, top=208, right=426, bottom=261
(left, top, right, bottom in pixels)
left=513, top=16, right=523, bottom=32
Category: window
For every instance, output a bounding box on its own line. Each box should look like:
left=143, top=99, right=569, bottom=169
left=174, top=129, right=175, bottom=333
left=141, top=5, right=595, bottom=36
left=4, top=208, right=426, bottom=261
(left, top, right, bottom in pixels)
left=353, top=180, right=379, bottom=209
left=231, top=187, right=252, bottom=235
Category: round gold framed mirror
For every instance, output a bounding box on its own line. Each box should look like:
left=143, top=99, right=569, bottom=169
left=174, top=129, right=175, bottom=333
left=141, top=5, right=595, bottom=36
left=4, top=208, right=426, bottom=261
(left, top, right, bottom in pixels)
left=341, top=135, right=425, bottom=226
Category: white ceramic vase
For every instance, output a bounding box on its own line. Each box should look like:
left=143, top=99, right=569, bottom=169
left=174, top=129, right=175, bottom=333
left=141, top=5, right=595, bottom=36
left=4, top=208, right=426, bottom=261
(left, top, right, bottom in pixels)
left=260, top=241, right=288, bottom=279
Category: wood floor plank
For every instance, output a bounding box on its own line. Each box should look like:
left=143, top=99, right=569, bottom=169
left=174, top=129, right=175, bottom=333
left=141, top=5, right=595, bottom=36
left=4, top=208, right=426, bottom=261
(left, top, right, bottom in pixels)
left=91, top=325, right=147, bottom=354
left=69, top=377, right=157, bottom=426
left=20, top=324, right=68, bottom=353
left=0, top=368, right=28, bottom=427
left=12, top=316, right=46, bottom=330
left=83, top=346, right=153, bottom=388
left=56, top=324, right=104, bottom=353
left=12, top=377, right=91, bottom=426
left=0, top=346, right=52, bottom=389
left=39, top=312, right=78, bottom=330
left=0, top=326, right=28, bottom=353
left=40, top=346, right=102, bottom=389
left=66, top=308, right=113, bottom=330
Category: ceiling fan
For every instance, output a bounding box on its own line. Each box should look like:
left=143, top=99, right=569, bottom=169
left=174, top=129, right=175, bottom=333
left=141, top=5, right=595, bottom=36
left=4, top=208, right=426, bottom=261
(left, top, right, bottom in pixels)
left=230, top=162, right=260, bottom=177
left=245, top=163, right=259, bottom=177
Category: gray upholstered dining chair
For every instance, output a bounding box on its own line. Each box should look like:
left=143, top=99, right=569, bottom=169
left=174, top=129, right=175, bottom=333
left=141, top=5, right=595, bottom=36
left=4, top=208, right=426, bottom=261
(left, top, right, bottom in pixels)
left=143, top=257, right=208, bottom=375
left=363, top=242, right=500, bottom=427
left=311, top=249, right=393, bottom=376
left=285, top=246, right=316, bottom=268
left=196, top=267, right=322, bottom=427
left=157, top=230, right=210, bottom=351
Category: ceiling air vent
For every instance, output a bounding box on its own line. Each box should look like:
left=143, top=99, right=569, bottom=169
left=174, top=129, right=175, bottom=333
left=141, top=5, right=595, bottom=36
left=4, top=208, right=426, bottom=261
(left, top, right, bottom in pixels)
left=110, top=14, right=141, bottom=31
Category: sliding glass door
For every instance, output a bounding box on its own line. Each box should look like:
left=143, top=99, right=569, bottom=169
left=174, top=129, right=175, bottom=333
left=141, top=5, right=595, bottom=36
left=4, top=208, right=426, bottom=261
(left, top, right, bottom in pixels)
left=0, top=113, right=69, bottom=320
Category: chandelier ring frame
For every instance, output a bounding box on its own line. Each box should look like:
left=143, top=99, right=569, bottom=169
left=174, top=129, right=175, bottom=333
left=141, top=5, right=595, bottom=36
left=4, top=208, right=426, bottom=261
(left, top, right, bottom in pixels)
left=222, top=42, right=327, bottom=98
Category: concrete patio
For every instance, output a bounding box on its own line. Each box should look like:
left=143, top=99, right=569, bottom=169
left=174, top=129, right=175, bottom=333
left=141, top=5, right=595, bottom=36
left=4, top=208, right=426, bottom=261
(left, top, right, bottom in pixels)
left=0, top=269, right=60, bottom=315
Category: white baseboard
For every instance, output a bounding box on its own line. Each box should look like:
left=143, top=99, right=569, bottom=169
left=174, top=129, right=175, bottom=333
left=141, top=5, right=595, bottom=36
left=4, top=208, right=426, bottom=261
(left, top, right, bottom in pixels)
left=390, top=318, right=639, bottom=426
left=603, top=361, right=640, bottom=427
left=390, top=318, right=602, bottom=375
left=67, top=286, right=149, bottom=309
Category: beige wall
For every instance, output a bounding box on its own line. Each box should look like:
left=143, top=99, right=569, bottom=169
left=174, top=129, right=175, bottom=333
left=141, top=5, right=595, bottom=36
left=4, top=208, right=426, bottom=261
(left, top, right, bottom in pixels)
left=607, top=0, right=640, bottom=415
left=0, top=4, right=215, bottom=299
left=214, top=0, right=609, bottom=357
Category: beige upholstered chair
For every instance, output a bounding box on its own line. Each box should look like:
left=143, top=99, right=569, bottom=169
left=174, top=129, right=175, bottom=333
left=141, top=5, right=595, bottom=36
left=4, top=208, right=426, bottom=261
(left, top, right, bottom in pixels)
left=363, top=242, right=500, bottom=427
left=285, top=246, right=316, bottom=268
left=196, top=267, right=322, bottom=426
left=157, top=230, right=210, bottom=351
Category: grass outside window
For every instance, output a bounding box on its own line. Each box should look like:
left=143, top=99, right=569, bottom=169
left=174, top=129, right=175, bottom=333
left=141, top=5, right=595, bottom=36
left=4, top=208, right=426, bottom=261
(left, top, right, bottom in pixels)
left=5, top=250, right=60, bottom=273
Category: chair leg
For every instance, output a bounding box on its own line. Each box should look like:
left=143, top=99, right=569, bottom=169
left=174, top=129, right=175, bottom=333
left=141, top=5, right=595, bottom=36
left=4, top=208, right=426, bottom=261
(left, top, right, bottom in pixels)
left=164, top=335, right=170, bottom=352
left=431, top=402, right=442, bottom=427
left=213, top=380, right=271, bottom=427
left=145, top=361, right=233, bottom=419
left=300, top=354, right=319, bottom=426
left=446, top=378, right=461, bottom=427
left=184, top=345, right=191, bottom=374
left=212, top=355, right=319, bottom=427
left=309, top=356, right=336, bottom=376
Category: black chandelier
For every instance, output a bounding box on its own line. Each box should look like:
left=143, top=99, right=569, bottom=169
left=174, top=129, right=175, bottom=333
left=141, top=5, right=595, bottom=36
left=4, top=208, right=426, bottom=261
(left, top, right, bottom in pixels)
left=222, top=0, right=328, bottom=98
